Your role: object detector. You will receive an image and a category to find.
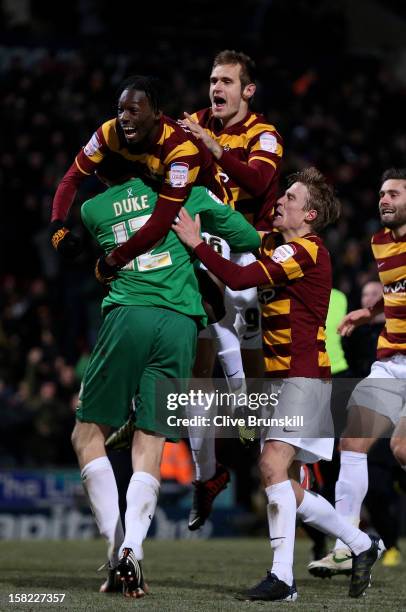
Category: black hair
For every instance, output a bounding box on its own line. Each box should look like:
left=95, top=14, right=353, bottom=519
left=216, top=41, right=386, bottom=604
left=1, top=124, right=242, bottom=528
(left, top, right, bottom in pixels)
left=117, top=75, right=163, bottom=113
left=381, top=168, right=406, bottom=183
left=95, top=153, right=135, bottom=184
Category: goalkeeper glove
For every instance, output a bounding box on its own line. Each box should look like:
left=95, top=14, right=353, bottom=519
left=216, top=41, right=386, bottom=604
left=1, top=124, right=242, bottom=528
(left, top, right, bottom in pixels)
left=234, top=405, right=257, bottom=447
left=50, top=220, right=82, bottom=259
left=105, top=419, right=135, bottom=450
left=95, top=255, right=120, bottom=285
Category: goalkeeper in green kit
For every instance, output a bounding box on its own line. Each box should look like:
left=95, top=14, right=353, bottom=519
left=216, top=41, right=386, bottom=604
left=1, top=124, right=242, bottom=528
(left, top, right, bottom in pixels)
left=71, top=155, right=259, bottom=598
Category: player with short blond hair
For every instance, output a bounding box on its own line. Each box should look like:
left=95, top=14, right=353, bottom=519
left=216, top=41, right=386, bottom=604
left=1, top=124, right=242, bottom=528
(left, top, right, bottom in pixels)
left=174, top=168, right=383, bottom=601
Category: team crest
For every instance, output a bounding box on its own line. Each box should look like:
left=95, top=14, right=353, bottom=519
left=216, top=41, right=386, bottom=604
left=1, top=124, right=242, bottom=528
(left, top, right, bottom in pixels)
left=169, top=162, right=189, bottom=187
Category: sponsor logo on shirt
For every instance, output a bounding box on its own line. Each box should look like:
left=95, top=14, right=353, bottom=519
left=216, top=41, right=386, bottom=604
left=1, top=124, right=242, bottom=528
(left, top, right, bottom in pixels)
left=384, top=279, right=406, bottom=294
left=259, top=132, right=278, bottom=153
left=169, top=162, right=189, bottom=187
left=271, top=243, right=297, bottom=263
left=83, top=132, right=101, bottom=157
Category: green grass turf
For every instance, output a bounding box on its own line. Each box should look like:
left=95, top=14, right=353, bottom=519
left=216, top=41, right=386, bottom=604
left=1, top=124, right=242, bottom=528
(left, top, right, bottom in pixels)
left=0, top=538, right=403, bottom=612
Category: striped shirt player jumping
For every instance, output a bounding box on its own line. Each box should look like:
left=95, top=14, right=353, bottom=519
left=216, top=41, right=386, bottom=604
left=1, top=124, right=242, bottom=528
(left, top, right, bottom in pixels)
left=180, top=51, right=283, bottom=531
left=50, top=74, right=232, bottom=277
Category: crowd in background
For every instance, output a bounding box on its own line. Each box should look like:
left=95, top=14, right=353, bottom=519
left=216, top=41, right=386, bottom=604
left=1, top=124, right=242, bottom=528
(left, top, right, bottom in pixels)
left=1, top=0, right=406, bottom=467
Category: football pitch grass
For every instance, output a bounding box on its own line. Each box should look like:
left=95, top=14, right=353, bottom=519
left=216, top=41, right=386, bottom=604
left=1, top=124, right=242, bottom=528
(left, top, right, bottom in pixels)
left=1, top=538, right=404, bottom=611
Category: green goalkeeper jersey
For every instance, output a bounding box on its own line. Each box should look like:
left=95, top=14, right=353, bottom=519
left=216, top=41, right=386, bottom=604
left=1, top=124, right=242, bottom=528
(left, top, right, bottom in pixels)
left=81, top=180, right=260, bottom=326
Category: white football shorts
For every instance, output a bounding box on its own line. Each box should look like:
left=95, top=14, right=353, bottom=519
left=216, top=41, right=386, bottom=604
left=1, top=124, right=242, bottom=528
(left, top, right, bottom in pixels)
left=199, top=244, right=262, bottom=350
left=260, top=377, right=334, bottom=463
left=348, top=353, right=406, bottom=425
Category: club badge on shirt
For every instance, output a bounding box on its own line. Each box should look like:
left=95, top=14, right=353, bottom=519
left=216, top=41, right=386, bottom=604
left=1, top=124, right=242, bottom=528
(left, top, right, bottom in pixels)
left=169, top=162, right=189, bottom=187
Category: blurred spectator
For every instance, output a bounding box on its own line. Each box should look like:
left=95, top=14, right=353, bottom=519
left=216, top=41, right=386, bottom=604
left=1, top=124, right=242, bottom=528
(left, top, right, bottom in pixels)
left=343, top=280, right=385, bottom=377
left=325, top=288, right=350, bottom=377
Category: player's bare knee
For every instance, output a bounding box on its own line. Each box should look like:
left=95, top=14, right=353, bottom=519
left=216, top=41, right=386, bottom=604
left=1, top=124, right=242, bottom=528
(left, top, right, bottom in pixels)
left=71, top=421, right=107, bottom=456
left=259, top=454, right=282, bottom=486
left=132, top=429, right=165, bottom=477
left=71, top=421, right=83, bottom=453
left=340, top=437, right=367, bottom=453
left=71, top=423, right=95, bottom=463
left=260, top=441, right=292, bottom=485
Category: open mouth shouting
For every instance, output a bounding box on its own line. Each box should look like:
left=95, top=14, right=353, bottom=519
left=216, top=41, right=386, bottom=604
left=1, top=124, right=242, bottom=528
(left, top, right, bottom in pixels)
left=273, top=206, right=284, bottom=221
left=120, top=124, right=139, bottom=143
left=212, top=95, right=227, bottom=113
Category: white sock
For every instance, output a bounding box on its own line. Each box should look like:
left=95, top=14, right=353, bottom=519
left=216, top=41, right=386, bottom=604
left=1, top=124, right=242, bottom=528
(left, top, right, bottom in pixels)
left=297, top=490, right=371, bottom=555
left=217, top=348, right=245, bottom=391
left=217, top=349, right=247, bottom=418
left=187, top=394, right=216, bottom=481
left=334, top=450, right=368, bottom=550
left=265, top=480, right=296, bottom=586
left=121, top=471, right=160, bottom=559
left=210, top=321, right=245, bottom=393
left=81, top=456, right=123, bottom=566
left=191, top=436, right=216, bottom=481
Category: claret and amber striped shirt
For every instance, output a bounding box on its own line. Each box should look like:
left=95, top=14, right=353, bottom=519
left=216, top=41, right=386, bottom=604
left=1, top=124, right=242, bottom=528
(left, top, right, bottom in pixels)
left=371, top=228, right=406, bottom=359
left=76, top=116, right=230, bottom=205
left=52, top=115, right=231, bottom=223
left=52, top=115, right=233, bottom=264
left=193, top=231, right=332, bottom=378
left=191, top=108, right=283, bottom=229
left=258, top=233, right=332, bottom=378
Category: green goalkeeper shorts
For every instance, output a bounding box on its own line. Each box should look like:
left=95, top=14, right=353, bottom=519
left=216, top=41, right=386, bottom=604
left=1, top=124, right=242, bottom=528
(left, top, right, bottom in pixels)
left=76, top=305, right=197, bottom=438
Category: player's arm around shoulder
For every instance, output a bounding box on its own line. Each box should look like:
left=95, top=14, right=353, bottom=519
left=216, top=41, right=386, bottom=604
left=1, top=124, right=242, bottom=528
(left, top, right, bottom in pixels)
left=258, top=235, right=320, bottom=286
